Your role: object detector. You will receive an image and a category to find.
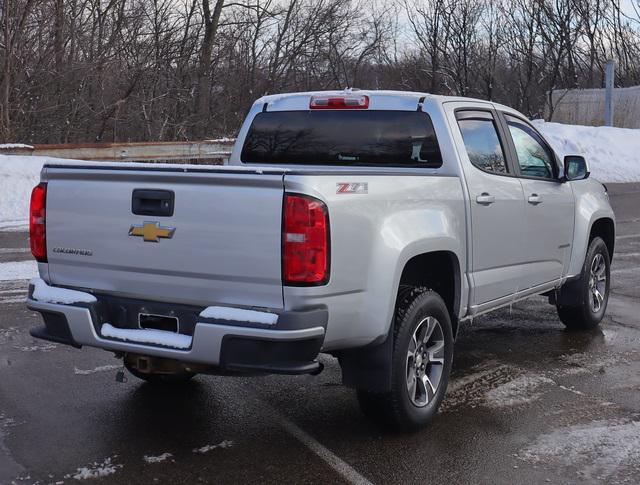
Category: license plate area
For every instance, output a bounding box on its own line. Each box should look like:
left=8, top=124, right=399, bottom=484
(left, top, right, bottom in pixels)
left=138, top=313, right=179, bottom=333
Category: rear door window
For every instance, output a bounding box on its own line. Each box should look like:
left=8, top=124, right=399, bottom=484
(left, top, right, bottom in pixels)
left=241, top=110, right=443, bottom=168
left=456, top=111, right=509, bottom=175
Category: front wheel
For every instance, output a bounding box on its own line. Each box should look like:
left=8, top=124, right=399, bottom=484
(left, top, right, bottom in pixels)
left=357, top=289, right=454, bottom=431
left=556, top=236, right=611, bottom=330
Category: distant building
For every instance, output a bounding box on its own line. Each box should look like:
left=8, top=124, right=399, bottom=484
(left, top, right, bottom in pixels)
left=547, top=86, right=640, bottom=128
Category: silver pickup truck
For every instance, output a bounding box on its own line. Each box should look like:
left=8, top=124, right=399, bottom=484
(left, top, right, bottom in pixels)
left=27, top=90, right=615, bottom=430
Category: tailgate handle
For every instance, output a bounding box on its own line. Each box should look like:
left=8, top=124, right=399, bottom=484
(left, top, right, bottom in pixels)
left=132, top=189, right=174, bottom=217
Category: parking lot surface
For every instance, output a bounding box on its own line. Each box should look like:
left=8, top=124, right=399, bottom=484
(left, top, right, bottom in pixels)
left=1, top=183, right=639, bottom=484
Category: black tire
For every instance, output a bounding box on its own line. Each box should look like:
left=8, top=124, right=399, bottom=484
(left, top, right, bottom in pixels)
left=556, top=236, right=610, bottom=330
left=357, top=289, right=454, bottom=431
left=125, top=362, right=196, bottom=385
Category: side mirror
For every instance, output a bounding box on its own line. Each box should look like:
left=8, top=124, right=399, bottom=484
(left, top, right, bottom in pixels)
left=564, top=155, right=590, bottom=181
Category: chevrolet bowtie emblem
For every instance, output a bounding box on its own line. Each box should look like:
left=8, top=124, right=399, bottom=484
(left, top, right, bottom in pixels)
left=128, top=222, right=176, bottom=242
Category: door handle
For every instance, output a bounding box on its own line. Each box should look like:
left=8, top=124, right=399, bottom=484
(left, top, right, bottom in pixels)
left=528, top=194, right=543, bottom=205
left=132, top=189, right=175, bottom=216
left=476, top=193, right=495, bottom=205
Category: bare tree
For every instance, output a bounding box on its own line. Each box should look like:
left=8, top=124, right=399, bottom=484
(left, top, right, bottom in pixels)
left=3, top=0, right=640, bottom=143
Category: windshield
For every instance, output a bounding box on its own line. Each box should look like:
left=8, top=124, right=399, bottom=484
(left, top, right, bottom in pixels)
left=241, top=110, right=443, bottom=167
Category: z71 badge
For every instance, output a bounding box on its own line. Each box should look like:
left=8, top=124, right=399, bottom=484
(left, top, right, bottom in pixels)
left=336, top=182, right=368, bottom=194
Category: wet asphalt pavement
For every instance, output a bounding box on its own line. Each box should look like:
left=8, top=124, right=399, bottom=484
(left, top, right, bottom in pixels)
left=1, top=183, right=639, bottom=485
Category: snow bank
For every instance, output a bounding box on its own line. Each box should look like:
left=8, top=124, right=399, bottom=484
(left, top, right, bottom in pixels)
left=0, top=260, right=38, bottom=281
left=199, top=306, right=278, bottom=325
left=31, top=277, right=96, bottom=304
left=533, top=120, right=640, bottom=182
left=100, top=323, right=192, bottom=349
left=0, top=155, right=49, bottom=230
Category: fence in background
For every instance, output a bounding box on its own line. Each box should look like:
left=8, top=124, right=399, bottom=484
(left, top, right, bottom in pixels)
left=549, top=85, right=640, bottom=128
left=0, top=139, right=235, bottom=164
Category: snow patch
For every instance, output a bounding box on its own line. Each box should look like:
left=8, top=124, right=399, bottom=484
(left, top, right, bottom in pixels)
left=0, top=260, right=37, bottom=281
left=205, top=137, right=234, bottom=143
left=559, top=352, right=619, bottom=373
left=533, top=120, right=640, bottom=182
left=199, top=306, right=278, bottom=325
left=0, top=411, right=19, bottom=429
left=484, top=374, right=555, bottom=408
left=143, top=452, right=173, bottom=463
left=0, top=247, right=30, bottom=254
left=74, top=364, right=121, bottom=375
left=192, top=440, right=234, bottom=454
left=31, top=277, right=97, bottom=304
left=1, top=296, right=29, bottom=303
left=67, top=457, right=123, bottom=480
left=101, top=323, right=192, bottom=349
left=14, top=342, right=57, bottom=352
left=0, top=143, right=33, bottom=150
left=519, top=420, right=640, bottom=480
left=0, top=221, right=29, bottom=231
left=0, top=326, right=19, bottom=345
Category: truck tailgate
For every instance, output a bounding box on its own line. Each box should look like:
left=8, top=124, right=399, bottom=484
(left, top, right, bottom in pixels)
left=43, top=166, right=285, bottom=309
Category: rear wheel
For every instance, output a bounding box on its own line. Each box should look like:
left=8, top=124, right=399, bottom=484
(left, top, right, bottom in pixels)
left=357, top=289, right=454, bottom=431
left=556, top=236, right=610, bottom=330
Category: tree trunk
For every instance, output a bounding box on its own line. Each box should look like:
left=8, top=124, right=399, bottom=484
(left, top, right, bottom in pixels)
left=54, top=0, right=64, bottom=72
left=194, top=0, right=224, bottom=137
left=1, top=0, right=11, bottom=140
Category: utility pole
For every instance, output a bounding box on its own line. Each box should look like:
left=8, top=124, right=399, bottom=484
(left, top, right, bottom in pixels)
left=604, top=59, right=615, bottom=127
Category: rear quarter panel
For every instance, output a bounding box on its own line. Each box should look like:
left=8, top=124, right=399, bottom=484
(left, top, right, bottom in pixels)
left=283, top=174, right=466, bottom=350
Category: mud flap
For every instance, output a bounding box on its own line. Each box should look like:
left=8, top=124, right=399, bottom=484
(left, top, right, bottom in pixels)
left=336, top=330, right=394, bottom=393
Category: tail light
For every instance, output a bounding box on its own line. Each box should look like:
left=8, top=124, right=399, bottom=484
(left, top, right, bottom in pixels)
left=310, top=94, right=369, bottom=109
left=30, top=183, right=47, bottom=262
left=283, top=194, right=330, bottom=285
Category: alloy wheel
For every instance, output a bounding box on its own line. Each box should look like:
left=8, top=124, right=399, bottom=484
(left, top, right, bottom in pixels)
left=588, top=252, right=607, bottom=313
left=405, top=316, right=445, bottom=407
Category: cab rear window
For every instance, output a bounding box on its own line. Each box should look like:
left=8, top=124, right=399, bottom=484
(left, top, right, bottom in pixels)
left=241, top=110, right=443, bottom=168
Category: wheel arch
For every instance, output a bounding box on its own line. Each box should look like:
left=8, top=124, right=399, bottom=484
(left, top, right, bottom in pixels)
left=337, top=249, right=462, bottom=393
left=567, top=183, right=615, bottom=278
left=589, top=217, right=615, bottom=262
left=395, top=250, right=462, bottom=339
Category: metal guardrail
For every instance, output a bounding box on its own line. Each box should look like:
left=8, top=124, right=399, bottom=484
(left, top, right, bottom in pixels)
left=0, top=140, right=235, bottom=164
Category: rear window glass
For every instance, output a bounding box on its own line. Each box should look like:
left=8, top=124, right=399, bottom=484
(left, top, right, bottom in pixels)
left=241, top=110, right=443, bottom=167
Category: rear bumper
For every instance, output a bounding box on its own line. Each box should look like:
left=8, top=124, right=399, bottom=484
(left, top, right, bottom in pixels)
left=27, top=295, right=327, bottom=375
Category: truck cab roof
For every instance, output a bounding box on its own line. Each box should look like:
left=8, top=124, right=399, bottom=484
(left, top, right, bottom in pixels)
left=253, top=89, right=518, bottom=114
